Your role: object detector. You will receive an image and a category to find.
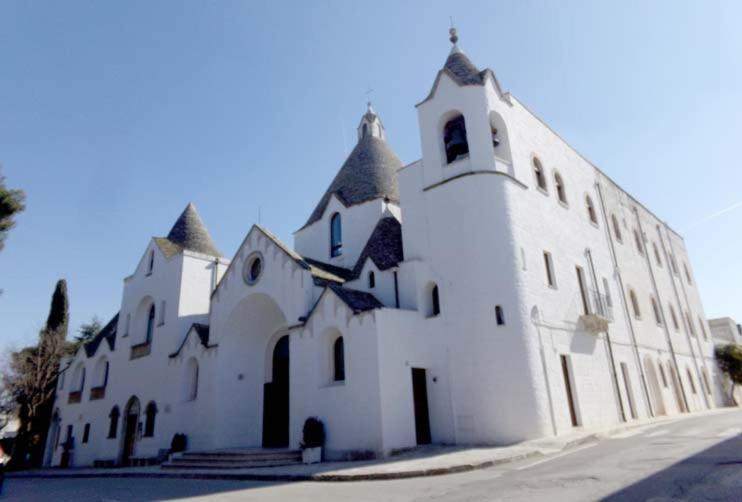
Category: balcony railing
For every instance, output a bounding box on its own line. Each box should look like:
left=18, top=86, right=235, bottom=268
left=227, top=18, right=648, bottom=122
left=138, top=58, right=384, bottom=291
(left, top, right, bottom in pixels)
left=578, top=289, right=614, bottom=334
left=130, top=342, right=151, bottom=360
left=67, top=390, right=82, bottom=404
left=89, top=385, right=106, bottom=401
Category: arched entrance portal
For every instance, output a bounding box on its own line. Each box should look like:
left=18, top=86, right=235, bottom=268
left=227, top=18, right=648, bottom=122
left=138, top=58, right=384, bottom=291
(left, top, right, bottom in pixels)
left=121, top=396, right=140, bottom=465
left=263, top=335, right=289, bottom=448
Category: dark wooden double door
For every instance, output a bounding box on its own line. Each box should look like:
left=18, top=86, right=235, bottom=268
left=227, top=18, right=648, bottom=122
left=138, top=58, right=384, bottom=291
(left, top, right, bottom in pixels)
left=263, top=336, right=289, bottom=448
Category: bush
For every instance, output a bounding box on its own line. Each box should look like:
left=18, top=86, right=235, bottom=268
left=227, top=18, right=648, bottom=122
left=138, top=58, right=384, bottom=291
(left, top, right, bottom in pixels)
left=170, top=433, right=187, bottom=453
left=301, top=417, right=325, bottom=449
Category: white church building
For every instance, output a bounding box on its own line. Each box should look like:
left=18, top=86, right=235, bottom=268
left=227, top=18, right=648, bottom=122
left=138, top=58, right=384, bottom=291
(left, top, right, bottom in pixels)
left=45, top=30, right=726, bottom=468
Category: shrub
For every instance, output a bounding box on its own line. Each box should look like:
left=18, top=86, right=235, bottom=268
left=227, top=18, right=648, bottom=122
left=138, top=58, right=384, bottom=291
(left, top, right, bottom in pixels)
left=170, top=433, right=187, bottom=453
left=301, top=417, right=325, bottom=449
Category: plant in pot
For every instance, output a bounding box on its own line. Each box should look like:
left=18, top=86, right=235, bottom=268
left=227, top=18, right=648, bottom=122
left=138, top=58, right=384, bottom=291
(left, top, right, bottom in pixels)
left=301, top=417, right=325, bottom=464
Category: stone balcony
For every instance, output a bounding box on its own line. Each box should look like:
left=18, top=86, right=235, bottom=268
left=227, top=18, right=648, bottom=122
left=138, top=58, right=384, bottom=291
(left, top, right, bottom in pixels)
left=130, top=342, right=152, bottom=360
left=89, top=385, right=106, bottom=401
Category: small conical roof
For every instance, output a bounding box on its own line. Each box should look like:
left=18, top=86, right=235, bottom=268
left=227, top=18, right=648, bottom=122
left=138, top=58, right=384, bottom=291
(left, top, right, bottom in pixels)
left=301, top=109, right=402, bottom=229
left=443, top=49, right=484, bottom=86
left=166, top=203, right=221, bottom=256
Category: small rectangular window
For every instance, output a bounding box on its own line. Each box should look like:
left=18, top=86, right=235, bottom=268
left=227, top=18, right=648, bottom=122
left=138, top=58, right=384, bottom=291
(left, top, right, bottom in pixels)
left=495, top=305, right=505, bottom=326
left=82, top=423, right=90, bottom=444
left=158, top=301, right=166, bottom=326
left=544, top=252, right=556, bottom=288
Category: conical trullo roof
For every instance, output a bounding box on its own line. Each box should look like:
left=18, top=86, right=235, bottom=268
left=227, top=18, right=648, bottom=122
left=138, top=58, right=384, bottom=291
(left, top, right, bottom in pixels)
left=443, top=47, right=484, bottom=86
left=166, top=203, right=221, bottom=257
left=301, top=107, right=402, bottom=229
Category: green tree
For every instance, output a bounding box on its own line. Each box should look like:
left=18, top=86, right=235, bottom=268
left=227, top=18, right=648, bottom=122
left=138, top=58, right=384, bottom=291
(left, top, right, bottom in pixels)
left=715, top=344, right=742, bottom=405
left=0, top=168, right=26, bottom=252
left=2, top=280, right=69, bottom=468
left=71, top=316, right=102, bottom=352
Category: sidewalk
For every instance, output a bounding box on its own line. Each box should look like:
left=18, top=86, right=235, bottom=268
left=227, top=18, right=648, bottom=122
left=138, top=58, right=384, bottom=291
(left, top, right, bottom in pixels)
left=9, top=407, right=737, bottom=482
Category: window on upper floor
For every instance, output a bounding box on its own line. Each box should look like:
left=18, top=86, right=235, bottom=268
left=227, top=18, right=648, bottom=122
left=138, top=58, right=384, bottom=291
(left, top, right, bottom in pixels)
left=686, top=367, right=697, bottom=394
left=602, top=277, right=613, bottom=307
left=554, top=172, right=567, bottom=205
left=533, top=158, right=547, bottom=192
left=653, top=242, right=662, bottom=267
left=670, top=254, right=679, bottom=275
left=669, top=304, right=680, bottom=331
left=634, top=229, right=644, bottom=256
left=330, top=213, right=342, bottom=258
left=698, top=316, right=708, bottom=340
left=443, top=114, right=469, bottom=164
left=629, top=289, right=641, bottom=319
left=543, top=251, right=556, bottom=288
left=612, top=214, right=623, bottom=243
left=651, top=297, right=662, bottom=326
left=145, top=305, right=155, bottom=344
left=333, top=337, right=345, bottom=382
left=368, top=271, right=375, bottom=289
left=686, top=311, right=696, bottom=337
left=586, top=196, right=598, bottom=225
left=683, top=263, right=693, bottom=285
left=147, top=250, right=154, bottom=275
left=495, top=305, right=505, bottom=326
left=425, top=283, right=441, bottom=318
left=158, top=300, right=166, bottom=326
left=72, top=363, right=86, bottom=393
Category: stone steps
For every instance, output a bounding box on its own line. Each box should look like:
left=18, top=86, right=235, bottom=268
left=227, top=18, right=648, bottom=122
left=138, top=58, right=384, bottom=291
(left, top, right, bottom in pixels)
left=162, top=449, right=302, bottom=470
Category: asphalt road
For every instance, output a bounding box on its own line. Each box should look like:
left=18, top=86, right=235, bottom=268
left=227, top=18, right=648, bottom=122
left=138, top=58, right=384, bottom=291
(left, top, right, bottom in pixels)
left=6, top=408, right=742, bottom=501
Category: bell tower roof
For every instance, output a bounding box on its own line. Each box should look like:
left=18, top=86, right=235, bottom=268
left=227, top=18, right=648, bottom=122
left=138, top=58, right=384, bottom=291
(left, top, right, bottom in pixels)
left=442, top=27, right=484, bottom=86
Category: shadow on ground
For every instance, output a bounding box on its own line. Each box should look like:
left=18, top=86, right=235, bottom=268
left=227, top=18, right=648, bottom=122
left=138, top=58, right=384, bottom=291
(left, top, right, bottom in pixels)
left=603, top=433, right=742, bottom=501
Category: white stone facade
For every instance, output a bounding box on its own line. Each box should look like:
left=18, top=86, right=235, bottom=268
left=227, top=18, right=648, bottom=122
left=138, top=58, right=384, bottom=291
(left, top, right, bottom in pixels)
left=44, top=36, right=726, bottom=468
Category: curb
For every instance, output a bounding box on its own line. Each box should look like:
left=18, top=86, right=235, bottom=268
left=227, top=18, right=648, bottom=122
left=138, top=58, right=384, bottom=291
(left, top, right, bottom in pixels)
left=10, top=408, right=738, bottom=482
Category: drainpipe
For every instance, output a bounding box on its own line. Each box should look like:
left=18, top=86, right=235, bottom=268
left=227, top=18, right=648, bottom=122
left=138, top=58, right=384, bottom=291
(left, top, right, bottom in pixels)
left=659, top=226, right=711, bottom=409
left=633, top=208, right=690, bottom=414
left=594, top=182, right=654, bottom=418
left=585, top=248, right=627, bottom=422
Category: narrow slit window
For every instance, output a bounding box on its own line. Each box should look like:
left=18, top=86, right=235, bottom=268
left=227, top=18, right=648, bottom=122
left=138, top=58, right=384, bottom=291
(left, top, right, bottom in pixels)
left=495, top=305, right=505, bottom=326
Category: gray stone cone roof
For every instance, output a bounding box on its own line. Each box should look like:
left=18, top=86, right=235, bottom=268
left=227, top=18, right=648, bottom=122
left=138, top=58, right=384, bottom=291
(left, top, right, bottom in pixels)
left=166, top=203, right=221, bottom=257
left=328, top=283, right=384, bottom=313
left=443, top=50, right=485, bottom=86
left=83, top=313, right=118, bottom=358
left=302, top=135, right=402, bottom=229
left=351, top=217, right=403, bottom=277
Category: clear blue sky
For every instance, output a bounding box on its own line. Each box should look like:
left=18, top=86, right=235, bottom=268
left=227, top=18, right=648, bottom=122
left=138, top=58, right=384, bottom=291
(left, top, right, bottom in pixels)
left=1, top=1, right=741, bottom=351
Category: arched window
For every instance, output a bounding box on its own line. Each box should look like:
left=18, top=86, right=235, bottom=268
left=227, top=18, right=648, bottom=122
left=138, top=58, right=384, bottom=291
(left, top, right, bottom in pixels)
left=443, top=114, right=469, bottom=164
left=330, top=213, right=342, bottom=257
left=683, top=263, right=693, bottom=285
left=108, top=406, right=119, bottom=439
left=669, top=304, right=679, bottom=331
left=554, top=172, right=567, bottom=204
left=185, top=358, right=199, bottom=401
left=533, top=158, right=547, bottom=192
left=653, top=242, right=662, bottom=266
left=333, top=337, right=345, bottom=382
left=629, top=289, right=641, bottom=319
left=611, top=214, right=623, bottom=242
left=432, top=285, right=440, bottom=316
left=634, top=229, right=644, bottom=255
left=144, top=402, right=157, bottom=437
left=368, top=271, right=375, bottom=289
left=651, top=297, right=662, bottom=325
left=94, top=358, right=109, bottom=388
left=586, top=196, right=598, bottom=224
left=147, top=250, right=154, bottom=275
left=145, top=304, right=155, bottom=344
left=72, top=363, right=86, bottom=392
left=362, top=123, right=368, bottom=137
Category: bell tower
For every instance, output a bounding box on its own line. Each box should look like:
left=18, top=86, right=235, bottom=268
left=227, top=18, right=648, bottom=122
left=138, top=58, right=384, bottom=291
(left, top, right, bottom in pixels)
left=357, top=102, right=386, bottom=141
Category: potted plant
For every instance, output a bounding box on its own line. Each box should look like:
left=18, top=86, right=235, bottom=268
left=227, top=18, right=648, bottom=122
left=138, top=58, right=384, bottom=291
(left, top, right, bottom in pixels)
left=301, top=417, right=325, bottom=464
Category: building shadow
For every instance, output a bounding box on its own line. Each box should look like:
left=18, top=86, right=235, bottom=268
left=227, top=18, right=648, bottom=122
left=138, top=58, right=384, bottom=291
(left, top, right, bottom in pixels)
left=603, top=433, right=742, bottom=501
